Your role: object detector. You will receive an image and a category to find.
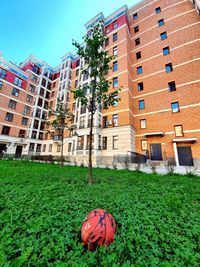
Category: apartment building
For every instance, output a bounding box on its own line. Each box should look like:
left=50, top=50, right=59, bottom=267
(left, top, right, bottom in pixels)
left=0, top=0, right=199, bottom=168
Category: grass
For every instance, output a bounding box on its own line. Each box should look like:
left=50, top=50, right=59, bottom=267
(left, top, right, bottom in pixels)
left=0, top=160, right=199, bottom=266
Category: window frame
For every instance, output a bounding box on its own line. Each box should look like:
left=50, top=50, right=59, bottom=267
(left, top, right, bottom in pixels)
left=174, top=125, right=184, bottom=137
left=133, top=13, right=138, bottom=20
left=113, top=77, right=118, bottom=88
left=168, top=81, right=176, bottom=92
left=171, top=102, right=180, bottom=113
left=138, top=82, right=144, bottom=91
left=136, top=51, right=141, bottom=60
left=135, top=38, right=140, bottom=46
left=5, top=112, right=14, bottom=122
left=140, top=119, right=146, bottom=129
left=113, top=33, right=118, bottom=42
left=141, top=140, right=148, bottom=150
left=160, top=31, right=167, bottom=40
left=155, top=7, right=161, bottom=13
left=112, top=135, right=118, bottom=150
left=134, top=25, right=139, bottom=33
left=165, top=63, right=173, bottom=73
left=137, top=66, right=143, bottom=75
left=163, top=46, right=170, bottom=56
left=14, top=76, right=23, bottom=87
left=113, top=61, right=118, bottom=72
left=139, top=99, right=145, bottom=110
left=158, top=19, right=164, bottom=27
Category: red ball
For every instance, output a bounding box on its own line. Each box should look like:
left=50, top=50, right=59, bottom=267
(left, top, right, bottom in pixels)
left=81, top=209, right=116, bottom=250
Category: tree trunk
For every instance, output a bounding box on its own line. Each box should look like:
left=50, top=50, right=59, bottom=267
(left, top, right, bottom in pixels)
left=88, top=109, right=94, bottom=184
left=61, top=129, right=64, bottom=167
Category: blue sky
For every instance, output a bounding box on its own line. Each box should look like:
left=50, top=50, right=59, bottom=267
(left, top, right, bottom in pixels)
left=1, top=0, right=139, bottom=67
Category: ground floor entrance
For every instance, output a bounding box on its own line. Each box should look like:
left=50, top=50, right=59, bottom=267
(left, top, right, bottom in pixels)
left=177, top=146, right=193, bottom=166
left=0, top=144, right=7, bottom=155
left=15, top=145, right=23, bottom=158
left=150, top=143, right=162, bottom=160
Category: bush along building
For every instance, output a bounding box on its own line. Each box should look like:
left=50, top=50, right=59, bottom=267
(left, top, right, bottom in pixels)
left=0, top=0, right=200, bottom=169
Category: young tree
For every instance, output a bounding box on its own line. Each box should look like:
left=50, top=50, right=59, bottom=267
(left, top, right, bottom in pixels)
left=47, top=100, right=73, bottom=166
left=72, top=23, right=120, bottom=184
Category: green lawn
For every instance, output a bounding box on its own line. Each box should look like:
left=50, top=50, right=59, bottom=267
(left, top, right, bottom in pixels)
left=0, top=160, right=199, bottom=266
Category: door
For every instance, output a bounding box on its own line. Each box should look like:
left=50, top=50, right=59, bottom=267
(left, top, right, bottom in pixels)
left=177, top=146, right=193, bottom=166
left=15, top=146, right=23, bottom=158
left=150, top=143, right=162, bottom=160
left=0, top=144, right=7, bottom=155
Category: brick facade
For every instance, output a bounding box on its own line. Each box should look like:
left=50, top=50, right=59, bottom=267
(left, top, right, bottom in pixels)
left=0, top=0, right=199, bottom=168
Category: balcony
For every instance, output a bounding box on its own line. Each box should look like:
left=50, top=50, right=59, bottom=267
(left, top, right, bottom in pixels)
left=53, top=135, right=62, bottom=142
left=77, top=146, right=83, bottom=150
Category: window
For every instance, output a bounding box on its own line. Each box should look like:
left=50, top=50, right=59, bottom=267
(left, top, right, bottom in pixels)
left=0, top=68, right=7, bottom=79
left=75, top=80, right=78, bottom=88
left=113, top=46, right=118, bottom=56
left=29, top=143, right=35, bottom=152
left=155, top=7, right=161, bottom=13
left=113, top=136, right=118, bottom=150
left=8, top=100, right=17, bottom=109
left=14, top=77, right=22, bottom=87
left=43, top=144, right=46, bottom=152
left=141, top=140, right=148, bottom=150
left=133, top=13, right=138, bottom=20
left=165, top=63, right=173, bottom=73
left=171, top=102, right=179, bottom=113
left=80, top=105, right=86, bottom=114
left=57, top=145, right=61, bottom=152
left=24, top=105, right=31, bottom=115
left=105, top=26, right=109, bottom=34
left=113, top=61, right=118, bottom=72
left=113, top=21, right=118, bottom=29
left=103, top=116, right=108, bottom=128
left=1, top=126, right=10, bottom=135
left=113, top=96, right=118, bottom=107
left=160, top=32, right=167, bottom=40
left=12, top=88, right=19, bottom=97
left=139, top=100, right=145, bottom=110
left=113, top=114, right=118, bottom=127
left=32, top=65, right=39, bottom=74
left=163, top=46, right=170, bottom=56
left=136, top=51, right=141, bottom=60
left=105, top=38, right=109, bottom=46
left=135, top=38, right=140, bottom=46
left=79, top=116, right=85, bottom=128
left=26, top=95, right=33, bottom=103
left=113, top=77, right=118, bottom=88
left=134, top=25, right=139, bottom=33
left=168, top=81, right=176, bottom=92
left=19, top=129, right=26, bottom=138
left=113, top=33, right=118, bottom=42
left=22, top=117, right=28, bottom=125
left=46, top=91, right=50, bottom=100
left=137, top=66, right=143, bottom=75
left=175, top=125, right=183, bottom=137
left=0, top=81, right=3, bottom=89
left=140, top=119, right=146, bottom=129
left=76, top=69, right=79, bottom=76
left=102, top=137, right=107, bottom=150
left=158, top=19, right=164, bottom=27
left=49, top=144, right=52, bottom=152
left=29, top=84, right=35, bottom=93
left=68, top=143, right=72, bottom=152
left=32, top=75, right=37, bottom=83
left=5, top=112, right=14, bottom=122
left=138, top=82, right=144, bottom=91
